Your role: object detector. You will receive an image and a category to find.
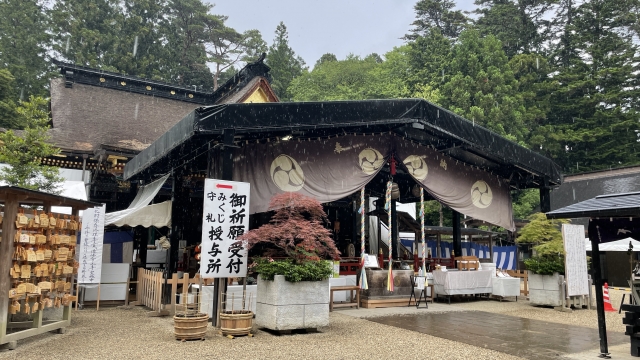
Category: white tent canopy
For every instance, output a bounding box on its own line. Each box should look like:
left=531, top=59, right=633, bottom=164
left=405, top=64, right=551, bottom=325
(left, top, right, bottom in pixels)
left=104, top=174, right=171, bottom=228
left=585, top=238, right=640, bottom=252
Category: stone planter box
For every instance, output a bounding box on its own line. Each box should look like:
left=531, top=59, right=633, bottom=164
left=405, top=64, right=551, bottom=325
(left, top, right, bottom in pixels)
left=528, top=272, right=562, bottom=307
left=255, top=275, right=329, bottom=331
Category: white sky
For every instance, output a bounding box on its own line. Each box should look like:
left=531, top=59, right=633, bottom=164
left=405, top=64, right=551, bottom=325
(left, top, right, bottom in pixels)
left=208, top=0, right=476, bottom=67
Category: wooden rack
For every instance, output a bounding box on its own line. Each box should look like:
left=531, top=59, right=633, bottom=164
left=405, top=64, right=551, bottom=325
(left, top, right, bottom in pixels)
left=0, top=187, right=97, bottom=350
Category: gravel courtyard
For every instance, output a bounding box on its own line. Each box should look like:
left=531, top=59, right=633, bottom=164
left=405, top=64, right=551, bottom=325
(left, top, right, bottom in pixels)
left=0, top=289, right=631, bottom=360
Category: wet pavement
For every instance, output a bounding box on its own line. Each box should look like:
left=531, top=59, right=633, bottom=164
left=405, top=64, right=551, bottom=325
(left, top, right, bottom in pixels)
left=368, top=310, right=628, bottom=360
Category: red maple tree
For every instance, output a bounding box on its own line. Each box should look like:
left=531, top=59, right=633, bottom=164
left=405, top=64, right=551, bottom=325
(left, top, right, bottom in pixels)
left=240, top=193, right=341, bottom=264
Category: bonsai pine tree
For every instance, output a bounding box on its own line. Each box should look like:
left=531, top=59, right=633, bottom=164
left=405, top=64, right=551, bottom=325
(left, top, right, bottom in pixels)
left=241, top=193, right=340, bottom=264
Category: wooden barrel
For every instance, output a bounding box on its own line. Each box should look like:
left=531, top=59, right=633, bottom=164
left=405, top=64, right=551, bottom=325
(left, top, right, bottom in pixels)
left=220, top=311, right=253, bottom=336
left=173, top=313, right=208, bottom=340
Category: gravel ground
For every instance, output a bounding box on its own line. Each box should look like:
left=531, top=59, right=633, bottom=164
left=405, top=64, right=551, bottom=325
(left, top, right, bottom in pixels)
left=1, top=286, right=630, bottom=359
left=0, top=306, right=524, bottom=360
left=453, top=287, right=627, bottom=333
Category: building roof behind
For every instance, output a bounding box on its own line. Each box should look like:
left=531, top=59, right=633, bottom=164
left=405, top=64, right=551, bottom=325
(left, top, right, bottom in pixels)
left=49, top=77, right=199, bottom=152
left=547, top=191, right=640, bottom=219
left=50, top=57, right=276, bottom=154
left=0, top=186, right=99, bottom=209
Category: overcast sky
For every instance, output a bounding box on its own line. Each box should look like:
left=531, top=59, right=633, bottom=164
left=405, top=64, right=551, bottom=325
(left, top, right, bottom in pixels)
left=208, top=0, right=476, bottom=68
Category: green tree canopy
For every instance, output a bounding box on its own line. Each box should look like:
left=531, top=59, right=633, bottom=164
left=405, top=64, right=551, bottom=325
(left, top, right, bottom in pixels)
left=407, top=28, right=452, bottom=92
left=438, top=30, right=532, bottom=143
left=289, top=54, right=379, bottom=101
left=0, top=70, right=21, bottom=129
left=0, top=0, right=51, bottom=99
left=406, top=0, right=470, bottom=39
left=0, top=96, right=62, bottom=193
left=266, top=22, right=306, bottom=101
left=474, top=0, right=555, bottom=57
left=315, top=53, right=338, bottom=67
left=546, top=0, right=640, bottom=172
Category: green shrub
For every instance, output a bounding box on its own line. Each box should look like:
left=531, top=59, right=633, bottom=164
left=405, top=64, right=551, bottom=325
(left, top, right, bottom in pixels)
left=517, top=213, right=573, bottom=275
left=255, top=259, right=333, bottom=282
left=524, top=255, right=565, bottom=275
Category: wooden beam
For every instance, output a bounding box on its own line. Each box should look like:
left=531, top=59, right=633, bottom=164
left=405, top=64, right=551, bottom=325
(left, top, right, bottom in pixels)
left=0, top=194, right=18, bottom=343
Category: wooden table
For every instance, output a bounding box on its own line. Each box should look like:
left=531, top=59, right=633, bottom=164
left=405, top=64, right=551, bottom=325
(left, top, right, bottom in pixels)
left=330, top=285, right=360, bottom=311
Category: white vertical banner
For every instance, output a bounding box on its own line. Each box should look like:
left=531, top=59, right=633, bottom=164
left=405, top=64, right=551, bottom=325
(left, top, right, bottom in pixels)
left=200, top=179, right=250, bottom=278
left=78, top=204, right=106, bottom=284
left=562, top=224, right=589, bottom=296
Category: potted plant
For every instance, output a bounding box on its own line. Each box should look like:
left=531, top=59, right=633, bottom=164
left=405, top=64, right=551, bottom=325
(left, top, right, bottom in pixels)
left=239, top=193, right=340, bottom=331
left=517, top=213, right=568, bottom=307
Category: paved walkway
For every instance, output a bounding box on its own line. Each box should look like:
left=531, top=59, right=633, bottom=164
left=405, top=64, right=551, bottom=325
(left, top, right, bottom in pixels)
left=368, top=311, right=628, bottom=360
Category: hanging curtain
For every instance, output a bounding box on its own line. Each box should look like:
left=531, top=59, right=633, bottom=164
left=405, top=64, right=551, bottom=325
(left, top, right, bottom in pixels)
left=232, top=134, right=515, bottom=231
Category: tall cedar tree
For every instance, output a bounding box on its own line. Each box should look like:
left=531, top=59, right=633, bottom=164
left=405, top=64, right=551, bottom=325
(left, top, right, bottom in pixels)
left=266, top=22, right=306, bottom=101
left=51, top=0, right=123, bottom=70
left=240, top=193, right=340, bottom=264
left=0, top=0, right=51, bottom=100
left=474, top=0, right=555, bottom=57
left=407, top=28, right=453, bottom=90
left=547, top=0, right=640, bottom=172
left=0, top=70, right=21, bottom=129
left=161, top=0, right=213, bottom=89
left=112, top=0, right=169, bottom=80
left=0, top=96, right=62, bottom=193
left=406, top=0, right=470, bottom=39
left=438, top=30, right=532, bottom=144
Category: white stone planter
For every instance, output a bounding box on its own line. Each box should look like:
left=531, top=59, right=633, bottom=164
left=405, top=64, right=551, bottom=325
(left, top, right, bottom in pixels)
left=528, top=272, right=562, bottom=307
left=255, top=275, right=330, bottom=331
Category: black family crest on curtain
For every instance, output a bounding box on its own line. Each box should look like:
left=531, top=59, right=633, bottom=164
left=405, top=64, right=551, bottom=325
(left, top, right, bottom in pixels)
left=233, top=134, right=515, bottom=231
left=394, top=136, right=515, bottom=231
left=589, top=217, right=640, bottom=244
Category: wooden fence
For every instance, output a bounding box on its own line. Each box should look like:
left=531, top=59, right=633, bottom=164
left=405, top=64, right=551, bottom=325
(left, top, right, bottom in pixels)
left=133, top=268, right=214, bottom=314
left=506, top=270, right=529, bottom=296
left=134, top=268, right=164, bottom=312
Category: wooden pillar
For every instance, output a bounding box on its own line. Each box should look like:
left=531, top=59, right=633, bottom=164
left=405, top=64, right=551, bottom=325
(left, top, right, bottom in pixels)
left=0, top=195, right=18, bottom=341
left=588, top=222, right=609, bottom=356
left=452, top=210, right=462, bottom=257
left=540, top=182, right=551, bottom=213
left=139, top=227, right=148, bottom=268
left=168, top=173, right=185, bottom=275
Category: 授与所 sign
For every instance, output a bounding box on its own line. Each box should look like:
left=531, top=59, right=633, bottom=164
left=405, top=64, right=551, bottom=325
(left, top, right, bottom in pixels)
left=200, top=179, right=250, bottom=278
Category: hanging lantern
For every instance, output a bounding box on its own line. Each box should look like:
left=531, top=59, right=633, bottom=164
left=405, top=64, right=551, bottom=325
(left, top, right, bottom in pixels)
left=412, top=184, right=421, bottom=198
left=391, top=182, right=400, bottom=200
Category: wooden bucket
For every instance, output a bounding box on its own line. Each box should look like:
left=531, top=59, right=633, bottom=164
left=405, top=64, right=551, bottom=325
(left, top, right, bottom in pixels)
left=173, top=312, right=208, bottom=340
left=220, top=311, right=253, bottom=336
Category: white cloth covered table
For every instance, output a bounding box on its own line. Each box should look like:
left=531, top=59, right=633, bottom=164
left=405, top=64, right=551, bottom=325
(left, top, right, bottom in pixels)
left=491, top=277, right=520, bottom=298
left=432, top=269, right=493, bottom=295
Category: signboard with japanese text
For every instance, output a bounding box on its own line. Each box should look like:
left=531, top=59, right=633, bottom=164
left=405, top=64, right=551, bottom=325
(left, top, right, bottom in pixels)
left=563, top=224, right=589, bottom=296
left=200, top=179, right=250, bottom=278
left=78, top=205, right=106, bottom=284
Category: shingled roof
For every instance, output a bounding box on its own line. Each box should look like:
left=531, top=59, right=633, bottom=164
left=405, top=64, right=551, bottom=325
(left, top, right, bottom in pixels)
left=547, top=191, right=640, bottom=219
left=49, top=57, right=277, bottom=154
